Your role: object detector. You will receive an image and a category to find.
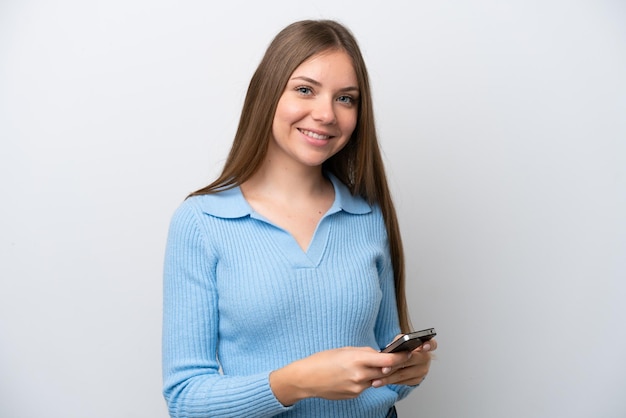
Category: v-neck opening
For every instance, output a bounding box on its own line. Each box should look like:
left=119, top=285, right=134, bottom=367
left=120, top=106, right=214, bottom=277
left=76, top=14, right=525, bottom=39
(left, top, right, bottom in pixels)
left=247, top=196, right=340, bottom=268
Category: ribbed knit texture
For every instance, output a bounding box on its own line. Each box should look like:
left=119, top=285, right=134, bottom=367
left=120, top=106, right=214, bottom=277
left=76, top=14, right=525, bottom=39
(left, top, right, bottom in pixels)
left=162, top=174, right=415, bottom=417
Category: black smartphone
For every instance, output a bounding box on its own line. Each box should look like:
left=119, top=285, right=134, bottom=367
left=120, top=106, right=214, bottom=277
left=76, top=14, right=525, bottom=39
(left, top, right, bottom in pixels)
left=381, top=328, right=437, bottom=353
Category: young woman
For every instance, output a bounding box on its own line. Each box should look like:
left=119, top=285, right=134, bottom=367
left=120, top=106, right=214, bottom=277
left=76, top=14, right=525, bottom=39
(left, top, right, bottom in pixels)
left=162, top=20, right=437, bottom=418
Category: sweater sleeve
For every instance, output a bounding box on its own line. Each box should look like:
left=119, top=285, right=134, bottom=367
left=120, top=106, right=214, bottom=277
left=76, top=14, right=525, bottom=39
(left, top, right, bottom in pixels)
left=162, top=201, right=292, bottom=417
left=373, top=234, right=418, bottom=401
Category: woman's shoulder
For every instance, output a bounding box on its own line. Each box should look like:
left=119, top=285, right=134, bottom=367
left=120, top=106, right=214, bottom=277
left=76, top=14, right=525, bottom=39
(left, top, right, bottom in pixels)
left=167, top=189, right=251, bottom=240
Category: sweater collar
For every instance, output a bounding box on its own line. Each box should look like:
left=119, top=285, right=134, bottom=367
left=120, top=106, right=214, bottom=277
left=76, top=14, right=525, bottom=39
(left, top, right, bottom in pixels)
left=198, top=172, right=371, bottom=219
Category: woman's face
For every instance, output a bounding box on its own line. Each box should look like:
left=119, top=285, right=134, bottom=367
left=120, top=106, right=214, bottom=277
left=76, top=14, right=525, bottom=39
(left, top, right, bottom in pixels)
left=269, top=50, right=359, bottom=171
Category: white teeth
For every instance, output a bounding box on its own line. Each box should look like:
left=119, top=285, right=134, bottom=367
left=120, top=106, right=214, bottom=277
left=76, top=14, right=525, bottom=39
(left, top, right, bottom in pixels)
left=300, top=129, right=331, bottom=140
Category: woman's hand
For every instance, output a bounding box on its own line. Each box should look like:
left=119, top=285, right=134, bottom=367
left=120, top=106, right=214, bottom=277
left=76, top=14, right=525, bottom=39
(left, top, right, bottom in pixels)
left=371, top=338, right=438, bottom=388
left=269, top=347, right=411, bottom=406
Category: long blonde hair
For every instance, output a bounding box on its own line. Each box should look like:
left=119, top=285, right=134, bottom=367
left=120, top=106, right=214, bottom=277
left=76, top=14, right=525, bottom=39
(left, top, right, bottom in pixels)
left=190, top=20, right=411, bottom=333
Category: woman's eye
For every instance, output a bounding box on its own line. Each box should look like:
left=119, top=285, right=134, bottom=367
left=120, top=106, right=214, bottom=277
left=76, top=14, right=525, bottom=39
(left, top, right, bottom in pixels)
left=337, top=95, right=354, bottom=104
left=296, top=86, right=312, bottom=95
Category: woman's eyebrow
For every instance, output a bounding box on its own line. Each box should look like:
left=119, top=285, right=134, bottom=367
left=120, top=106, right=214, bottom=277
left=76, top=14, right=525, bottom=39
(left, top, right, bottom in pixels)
left=290, top=76, right=359, bottom=92
left=291, top=76, right=322, bottom=86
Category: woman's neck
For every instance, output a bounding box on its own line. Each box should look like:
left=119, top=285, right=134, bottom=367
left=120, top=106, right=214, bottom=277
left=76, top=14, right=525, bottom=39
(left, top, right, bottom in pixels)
left=242, top=160, right=330, bottom=202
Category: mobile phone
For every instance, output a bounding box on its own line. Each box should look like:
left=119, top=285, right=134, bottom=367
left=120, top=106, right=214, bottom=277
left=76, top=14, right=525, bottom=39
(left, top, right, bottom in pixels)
left=381, top=328, right=437, bottom=353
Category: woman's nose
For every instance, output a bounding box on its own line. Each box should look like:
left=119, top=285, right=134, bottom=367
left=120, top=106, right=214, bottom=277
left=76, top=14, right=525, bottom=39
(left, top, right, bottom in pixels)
left=311, top=99, right=336, bottom=124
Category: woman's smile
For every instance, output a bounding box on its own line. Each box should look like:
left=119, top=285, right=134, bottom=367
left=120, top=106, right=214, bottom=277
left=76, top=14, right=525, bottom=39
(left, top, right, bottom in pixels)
left=298, top=128, right=332, bottom=140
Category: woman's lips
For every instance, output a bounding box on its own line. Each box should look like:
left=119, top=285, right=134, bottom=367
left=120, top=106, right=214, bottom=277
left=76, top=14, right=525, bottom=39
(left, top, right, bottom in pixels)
left=298, top=128, right=333, bottom=140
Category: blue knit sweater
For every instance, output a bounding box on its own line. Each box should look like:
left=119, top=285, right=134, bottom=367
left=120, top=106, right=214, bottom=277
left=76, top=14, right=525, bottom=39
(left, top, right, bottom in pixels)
left=162, top=174, right=415, bottom=417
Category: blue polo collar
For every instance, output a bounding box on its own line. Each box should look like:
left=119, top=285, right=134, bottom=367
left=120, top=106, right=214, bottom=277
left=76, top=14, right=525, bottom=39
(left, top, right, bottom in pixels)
left=197, top=173, right=372, bottom=219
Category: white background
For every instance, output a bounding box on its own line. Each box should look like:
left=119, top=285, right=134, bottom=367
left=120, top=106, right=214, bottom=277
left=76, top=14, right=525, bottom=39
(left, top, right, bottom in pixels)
left=1, top=1, right=625, bottom=417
